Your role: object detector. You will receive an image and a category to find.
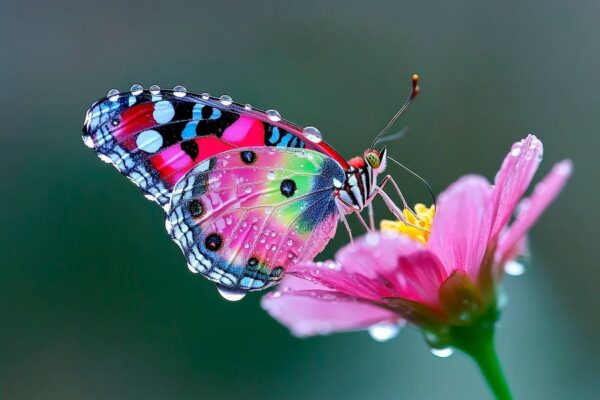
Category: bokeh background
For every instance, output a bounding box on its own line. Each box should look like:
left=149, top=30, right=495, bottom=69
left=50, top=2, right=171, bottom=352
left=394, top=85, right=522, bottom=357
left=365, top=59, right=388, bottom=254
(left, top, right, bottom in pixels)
left=1, top=0, right=598, bottom=398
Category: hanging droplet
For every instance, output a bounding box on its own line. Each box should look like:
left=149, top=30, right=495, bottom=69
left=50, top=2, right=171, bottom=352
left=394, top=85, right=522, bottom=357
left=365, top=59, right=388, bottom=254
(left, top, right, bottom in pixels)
left=219, top=94, right=233, bottom=106
left=149, top=84, right=161, bottom=94
left=368, top=322, right=400, bottom=342
left=244, top=104, right=252, bottom=111
left=107, top=89, right=120, bottom=101
left=130, top=84, right=143, bottom=95
left=302, top=126, right=323, bottom=143
left=267, top=171, right=276, bottom=180
left=505, top=260, right=526, bottom=276
left=266, top=109, right=282, bottom=122
left=173, top=85, right=187, bottom=97
left=216, top=285, right=246, bottom=301
left=431, top=347, right=454, bottom=358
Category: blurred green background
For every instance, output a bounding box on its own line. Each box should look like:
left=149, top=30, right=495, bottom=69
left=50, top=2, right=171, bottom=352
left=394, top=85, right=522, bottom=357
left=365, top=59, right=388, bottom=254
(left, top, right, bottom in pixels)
left=1, top=0, right=598, bottom=398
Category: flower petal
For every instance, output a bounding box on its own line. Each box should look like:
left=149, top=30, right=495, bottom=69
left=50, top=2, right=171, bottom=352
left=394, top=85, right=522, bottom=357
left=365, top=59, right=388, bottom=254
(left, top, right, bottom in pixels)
left=261, top=275, right=399, bottom=337
left=490, top=134, right=544, bottom=239
left=428, top=175, right=493, bottom=281
left=496, top=160, right=572, bottom=264
left=396, top=250, right=449, bottom=309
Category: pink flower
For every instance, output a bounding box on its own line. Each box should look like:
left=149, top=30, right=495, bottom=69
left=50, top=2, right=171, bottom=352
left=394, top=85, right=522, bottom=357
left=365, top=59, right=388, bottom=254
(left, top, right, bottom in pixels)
left=261, top=135, right=572, bottom=338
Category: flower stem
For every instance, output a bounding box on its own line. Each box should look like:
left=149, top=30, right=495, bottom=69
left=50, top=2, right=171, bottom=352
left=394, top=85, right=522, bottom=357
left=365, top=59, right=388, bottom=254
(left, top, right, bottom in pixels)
left=449, top=310, right=513, bottom=399
left=460, top=332, right=512, bottom=399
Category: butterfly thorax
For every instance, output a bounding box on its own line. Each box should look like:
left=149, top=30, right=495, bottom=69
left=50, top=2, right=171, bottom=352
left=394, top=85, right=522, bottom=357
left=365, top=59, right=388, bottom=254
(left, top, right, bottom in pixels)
left=335, top=148, right=387, bottom=213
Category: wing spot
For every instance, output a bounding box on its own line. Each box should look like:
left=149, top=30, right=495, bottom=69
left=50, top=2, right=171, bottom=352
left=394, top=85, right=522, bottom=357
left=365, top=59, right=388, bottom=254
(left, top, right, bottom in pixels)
left=188, top=199, right=204, bottom=218
left=280, top=179, right=297, bottom=198
left=205, top=233, right=223, bottom=252
left=240, top=150, right=257, bottom=165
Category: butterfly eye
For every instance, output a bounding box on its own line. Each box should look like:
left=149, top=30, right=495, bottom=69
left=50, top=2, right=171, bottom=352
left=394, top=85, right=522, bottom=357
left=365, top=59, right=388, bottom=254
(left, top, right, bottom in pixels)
left=365, top=151, right=381, bottom=168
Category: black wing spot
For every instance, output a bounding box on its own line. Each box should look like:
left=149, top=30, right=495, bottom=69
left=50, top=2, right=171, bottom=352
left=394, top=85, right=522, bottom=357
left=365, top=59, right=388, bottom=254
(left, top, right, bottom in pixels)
left=240, top=150, right=256, bottom=165
left=280, top=179, right=297, bottom=198
left=205, top=233, right=223, bottom=252
left=181, top=140, right=199, bottom=161
left=188, top=199, right=204, bottom=218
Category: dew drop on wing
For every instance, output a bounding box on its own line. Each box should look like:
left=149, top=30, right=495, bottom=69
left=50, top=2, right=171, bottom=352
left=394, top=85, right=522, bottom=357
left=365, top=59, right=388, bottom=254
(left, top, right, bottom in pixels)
left=219, top=94, right=233, bottom=106
left=266, top=109, right=282, bottom=122
left=216, top=285, right=246, bottom=301
left=302, top=126, right=323, bottom=143
left=173, top=85, right=187, bottom=97
left=149, top=84, right=161, bottom=94
left=130, top=84, right=143, bottom=95
left=107, top=89, right=120, bottom=101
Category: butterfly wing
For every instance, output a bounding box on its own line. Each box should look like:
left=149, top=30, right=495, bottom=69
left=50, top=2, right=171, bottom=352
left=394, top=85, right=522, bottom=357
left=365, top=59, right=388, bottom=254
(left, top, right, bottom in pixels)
left=82, top=88, right=348, bottom=208
left=165, top=147, right=345, bottom=292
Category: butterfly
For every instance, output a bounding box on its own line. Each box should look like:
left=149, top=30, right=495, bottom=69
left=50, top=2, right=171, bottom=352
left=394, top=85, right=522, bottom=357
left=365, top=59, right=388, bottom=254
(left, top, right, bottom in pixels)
left=82, top=77, right=421, bottom=300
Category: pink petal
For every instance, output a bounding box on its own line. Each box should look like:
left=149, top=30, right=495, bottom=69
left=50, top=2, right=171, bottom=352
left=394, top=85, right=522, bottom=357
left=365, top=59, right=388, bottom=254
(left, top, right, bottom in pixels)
left=396, top=250, right=448, bottom=309
left=490, top=135, right=544, bottom=239
left=428, top=175, right=493, bottom=281
left=496, top=160, right=572, bottom=264
left=261, top=275, right=399, bottom=337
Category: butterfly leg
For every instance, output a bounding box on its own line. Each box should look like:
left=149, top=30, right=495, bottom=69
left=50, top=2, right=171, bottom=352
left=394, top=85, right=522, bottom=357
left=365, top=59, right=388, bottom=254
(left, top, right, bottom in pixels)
left=378, top=175, right=424, bottom=222
left=353, top=209, right=372, bottom=233
left=370, top=186, right=427, bottom=232
left=368, top=203, right=375, bottom=231
left=336, top=203, right=354, bottom=244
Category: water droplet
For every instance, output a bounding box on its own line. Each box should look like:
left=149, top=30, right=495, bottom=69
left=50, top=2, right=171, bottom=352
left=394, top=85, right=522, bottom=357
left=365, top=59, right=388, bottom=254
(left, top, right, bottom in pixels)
left=216, top=285, right=246, bottom=301
left=107, top=89, right=120, bottom=101
left=82, top=135, right=94, bottom=148
left=431, top=347, right=454, bottom=358
left=287, top=239, right=294, bottom=246
left=310, top=269, right=320, bottom=277
left=505, top=260, right=526, bottom=276
left=270, top=232, right=276, bottom=238
left=130, top=84, right=143, bottom=95
left=368, top=323, right=400, bottom=342
left=271, top=291, right=282, bottom=298
left=173, top=85, right=187, bottom=97
left=557, top=162, right=571, bottom=176
left=288, top=252, right=294, bottom=259
left=302, top=126, right=323, bottom=143
left=225, top=217, right=232, bottom=225
left=264, top=207, right=273, bottom=215
left=201, top=92, right=210, bottom=100
left=365, top=232, right=379, bottom=247
left=244, top=187, right=252, bottom=194
left=511, top=144, right=522, bottom=157
left=219, top=94, right=233, bottom=106
left=149, top=84, right=161, bottom=94
left=267, top=171, right=276, bottom=180
left=244, top=104, right=252, bottom=110
left=244, top=242, right=250, bottom=249
left=266, top=109, right=282, bottom=122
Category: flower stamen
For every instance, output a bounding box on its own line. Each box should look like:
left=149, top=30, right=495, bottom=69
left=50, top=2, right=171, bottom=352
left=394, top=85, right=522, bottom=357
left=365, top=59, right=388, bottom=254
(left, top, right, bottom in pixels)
left=380, top=204, right=435, bottom=244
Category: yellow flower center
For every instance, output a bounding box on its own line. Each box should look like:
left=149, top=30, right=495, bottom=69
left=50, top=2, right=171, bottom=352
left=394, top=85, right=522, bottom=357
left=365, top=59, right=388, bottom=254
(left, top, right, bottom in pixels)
left=380, top=204, right=435, bottom=244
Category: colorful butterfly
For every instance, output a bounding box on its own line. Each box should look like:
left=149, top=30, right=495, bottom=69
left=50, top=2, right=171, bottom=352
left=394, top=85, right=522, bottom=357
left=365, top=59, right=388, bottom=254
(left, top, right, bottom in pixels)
left=82, top=78, right=420, bottom=300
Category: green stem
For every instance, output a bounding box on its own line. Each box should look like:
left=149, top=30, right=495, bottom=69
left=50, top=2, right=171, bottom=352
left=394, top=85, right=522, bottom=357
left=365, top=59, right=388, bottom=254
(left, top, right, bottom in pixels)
left=448, top=310, right=512, bottom=399
left=458, top=331, right=512, bottom=399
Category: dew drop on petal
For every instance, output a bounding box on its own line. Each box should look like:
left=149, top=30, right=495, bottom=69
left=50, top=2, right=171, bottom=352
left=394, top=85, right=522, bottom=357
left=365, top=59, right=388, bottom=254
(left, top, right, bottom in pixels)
left=130, top=84, right=143, bottom=95
left=302, top=126, right=323, bottom=143
left=510, top=144, right=522, bottom=157
left=173, top=85, right=187, bottom=97
left=266, top=109, right=282, bottom=122
left=368, top=323, right=400, bottom=342
left=219, top=94, right=233, bottom=106
left=149, top=84, right=161, bottom=94
left=216, top=285, right=246, bottom=301
left=505, top=260, right=526, bottom=276
left=431, top=347, right=454, bottom=358
left=365, top=232, right=380, bottom=247
left=107, top=89, right=120, bottom=101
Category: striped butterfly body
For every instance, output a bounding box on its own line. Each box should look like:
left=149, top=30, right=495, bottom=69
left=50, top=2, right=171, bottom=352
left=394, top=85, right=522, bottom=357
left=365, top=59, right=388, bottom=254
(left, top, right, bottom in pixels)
left=82, top=84, right=399, bottom=300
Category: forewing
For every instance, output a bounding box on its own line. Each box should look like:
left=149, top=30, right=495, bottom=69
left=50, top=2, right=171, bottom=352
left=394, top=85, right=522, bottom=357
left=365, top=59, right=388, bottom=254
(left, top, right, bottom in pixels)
left=165, top=148, right=345, bottom=292
left=82, top=88, right=339, bottom=208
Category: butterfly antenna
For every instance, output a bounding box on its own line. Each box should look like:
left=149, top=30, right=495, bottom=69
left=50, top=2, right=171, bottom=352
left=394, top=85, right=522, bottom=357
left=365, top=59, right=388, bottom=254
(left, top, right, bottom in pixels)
left=387, top=155, right=436, bottom=208
left=370, top=74, right=420, bottom=149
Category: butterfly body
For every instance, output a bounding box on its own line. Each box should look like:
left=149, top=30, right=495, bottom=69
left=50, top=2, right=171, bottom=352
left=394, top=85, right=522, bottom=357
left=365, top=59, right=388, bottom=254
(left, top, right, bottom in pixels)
left=83, top=86, right=388, bottom=293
